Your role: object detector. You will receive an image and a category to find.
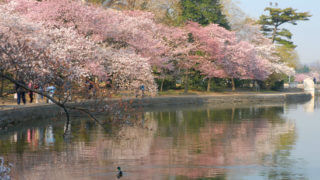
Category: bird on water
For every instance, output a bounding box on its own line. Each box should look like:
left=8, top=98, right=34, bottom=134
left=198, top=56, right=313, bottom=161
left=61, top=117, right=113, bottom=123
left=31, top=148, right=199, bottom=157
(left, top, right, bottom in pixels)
left=117, top=166, right=123, bottom=179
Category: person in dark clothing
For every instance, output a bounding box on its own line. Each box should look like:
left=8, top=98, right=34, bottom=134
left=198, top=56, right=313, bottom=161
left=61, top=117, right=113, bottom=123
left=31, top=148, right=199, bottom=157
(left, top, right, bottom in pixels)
left=28, top=81, right=34, bottom=103
left=15, top=80, right=26, bottom=105
left=140, top=85, right=145, bottom=97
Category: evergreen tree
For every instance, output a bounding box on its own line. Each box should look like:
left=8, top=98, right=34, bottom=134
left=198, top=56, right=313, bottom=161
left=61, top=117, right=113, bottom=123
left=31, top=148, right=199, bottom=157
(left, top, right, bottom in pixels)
left=181, top=0, right=230, bottom=28
left=259, top=7, right=311, bottom=48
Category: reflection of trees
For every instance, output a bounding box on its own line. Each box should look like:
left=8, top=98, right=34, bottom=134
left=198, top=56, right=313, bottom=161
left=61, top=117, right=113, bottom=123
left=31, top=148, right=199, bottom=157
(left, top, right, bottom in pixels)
left=285, top=95, right=319, bottom=113
left=172, top=174, right=226, bottom=180
left=152, top=105, right=300, bottom=179
left=303, top=96, right=315, bottom=113
left=315, top=95, right=320, bottom=109
left=302, top=95, right=320, bottom=112
left=0, top=105, right=304, bottom=179
left=0, top=112, right=158, bottom=179
left=260, top=129, right=307, bottom=180
left=94, top=112, right=157, bottom=160
left=156, top=106, right=285, bottom=137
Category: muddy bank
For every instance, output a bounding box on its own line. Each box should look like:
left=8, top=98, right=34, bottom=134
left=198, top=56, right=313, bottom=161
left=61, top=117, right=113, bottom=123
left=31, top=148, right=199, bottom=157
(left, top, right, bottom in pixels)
left=0, top=92, right=312, bottom=128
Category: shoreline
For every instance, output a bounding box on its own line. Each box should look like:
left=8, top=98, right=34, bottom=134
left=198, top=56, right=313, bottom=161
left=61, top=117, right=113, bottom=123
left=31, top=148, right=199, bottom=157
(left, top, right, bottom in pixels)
left=132, top=92, right=311, bottom=108
left=0, top=92, right=312, bottom=128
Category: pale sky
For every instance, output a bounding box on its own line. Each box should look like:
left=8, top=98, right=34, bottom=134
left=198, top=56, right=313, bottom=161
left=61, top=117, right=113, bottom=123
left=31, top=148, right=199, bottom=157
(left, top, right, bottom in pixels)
left=236, top=0, right=320, bottom=64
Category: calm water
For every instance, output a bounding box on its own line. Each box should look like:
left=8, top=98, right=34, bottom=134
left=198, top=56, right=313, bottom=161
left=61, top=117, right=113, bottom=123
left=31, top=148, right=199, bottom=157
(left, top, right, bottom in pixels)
left=1, top=97, right=320, bottom=180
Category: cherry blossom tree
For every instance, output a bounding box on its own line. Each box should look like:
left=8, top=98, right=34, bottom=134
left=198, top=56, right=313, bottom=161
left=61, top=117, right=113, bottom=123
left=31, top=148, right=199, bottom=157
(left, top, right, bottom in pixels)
left=182, top=22, right=224, bottom=92
left=186, top=22, right=270, bottom=91
left=8, top=0, right=193, bottom=93
left=4, top=0, right=295, bottom=95
left=294, top=74, right=310, bottom=83
left=0, top=6, right=115, bottom=123
left=106, top=48, right=157, bottom=93
left=187, top=21, right=294, bottom=91
left=240, top=23, right=295, bottom=76
left=295, top=72, right=319, bottom=83
left=0, top=7, right=108, bottom=85
left=10, top=0, right=186, bottom=68
left=6, top=0, right=159, bottom=93
left=0, top=6, right=158, bottom=130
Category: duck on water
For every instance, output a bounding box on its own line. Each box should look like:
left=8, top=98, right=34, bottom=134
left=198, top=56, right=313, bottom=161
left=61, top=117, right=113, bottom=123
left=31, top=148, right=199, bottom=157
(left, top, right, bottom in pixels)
left=117, top=166, right=123, bottom=179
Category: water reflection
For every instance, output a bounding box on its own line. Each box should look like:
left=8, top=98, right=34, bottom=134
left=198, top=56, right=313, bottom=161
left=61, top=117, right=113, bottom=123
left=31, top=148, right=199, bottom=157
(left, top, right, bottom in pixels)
left=0, top=157, right=12, bottom=180
left=0, top=103, right=308, bottom=179
left=303, top=96, right=315, bottom=113
left=300, top=95, right=320, bottom=113
left=3, top=126, right=56, bottom=151
left=152, top=107, right=302, bottom=179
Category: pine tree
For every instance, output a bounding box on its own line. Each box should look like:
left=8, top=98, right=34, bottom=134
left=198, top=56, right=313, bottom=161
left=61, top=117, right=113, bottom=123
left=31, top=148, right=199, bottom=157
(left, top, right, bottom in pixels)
left=259, top=7, right=311, bottom=48
left=181, top=0, right=230, bottom=29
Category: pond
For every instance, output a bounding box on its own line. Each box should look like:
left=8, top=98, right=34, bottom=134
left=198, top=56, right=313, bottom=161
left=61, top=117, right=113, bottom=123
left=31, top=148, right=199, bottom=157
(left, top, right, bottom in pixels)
left=0, top=96, right=319, bottom=179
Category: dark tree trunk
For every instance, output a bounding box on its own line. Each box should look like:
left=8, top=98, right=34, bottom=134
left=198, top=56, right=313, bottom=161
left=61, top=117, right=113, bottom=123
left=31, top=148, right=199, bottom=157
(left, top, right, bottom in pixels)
left=160, top=77, right=164, bottom=92
left=271, top=25, right=278, bottom=43
left=184, top=70, right=189, bottom=94
left=231, top=78, right=235, bottom=91
left=0, top=70, right=3, bottom=97
left=207, top=78, right=211, bottom=92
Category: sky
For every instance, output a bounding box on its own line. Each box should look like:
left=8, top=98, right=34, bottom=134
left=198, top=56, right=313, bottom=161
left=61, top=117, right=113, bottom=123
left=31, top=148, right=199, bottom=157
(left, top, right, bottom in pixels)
left=235, top=0, right=320, bottom=64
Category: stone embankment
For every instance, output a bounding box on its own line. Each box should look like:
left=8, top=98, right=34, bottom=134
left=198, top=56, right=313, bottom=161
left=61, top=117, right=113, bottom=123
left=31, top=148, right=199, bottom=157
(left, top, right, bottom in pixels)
left=0, top=92, right=312, bottom=128
left=131, top=92, right=311, bottom=108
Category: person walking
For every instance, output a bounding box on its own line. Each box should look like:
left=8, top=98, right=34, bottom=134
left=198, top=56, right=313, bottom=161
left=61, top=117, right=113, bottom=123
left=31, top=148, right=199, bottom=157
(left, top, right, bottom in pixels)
left=140, top=84, right=145, bottom=98
left=15, top=80, right=26, bottom=105
left=34, top=83, right=43, bottom=103
left=46, top=85, right=56, bottom=104
left=28, top=81, right=34, bottom=103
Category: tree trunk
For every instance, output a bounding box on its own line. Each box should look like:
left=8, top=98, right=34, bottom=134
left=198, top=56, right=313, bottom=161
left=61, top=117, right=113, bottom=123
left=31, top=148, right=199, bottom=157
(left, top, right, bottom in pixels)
left=288, top=75, right=291, bottom=83
left=0, top=70, right=3, bottom=97
left=184, top=70, right=189, bottom=94
left=207, top=78, right=211, bottom=92
left=231, top=78, right=235, bottom=91
left=160, top=77, right=164, bottom=92
left=271, top=25, right=278, bottom=43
